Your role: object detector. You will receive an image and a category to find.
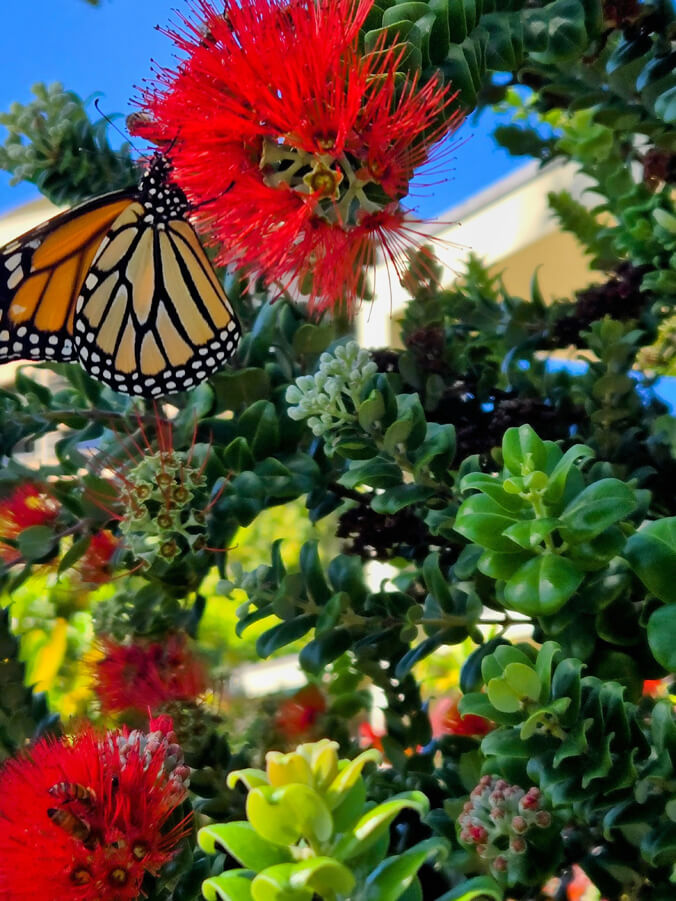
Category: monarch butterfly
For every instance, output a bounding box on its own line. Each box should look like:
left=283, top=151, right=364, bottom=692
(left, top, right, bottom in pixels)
left=0, top=154, right=241, bottom=397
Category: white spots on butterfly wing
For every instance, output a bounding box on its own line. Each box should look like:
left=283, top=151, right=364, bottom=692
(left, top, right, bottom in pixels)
left=7, top=269, right=24, bottom=291
left=151, top=386, right=163, bottom=396
left=0, top=330, right=9, bottom=342
left=85, top=273, right=98, bottom=290
left=16, top=327, right=27, bottom=337
left=48, top=335, right=59, bottom=345
left=26, top=240, right=40, bottom=250
left=165, top=381, right=176, bottom=391
left=216, top=351, right=225, bottom=361
left=45, top=348, right=55, bottom=356
left=12, top=342, right=22, bottom=352
left=133, top=385, right=144, bottom=394
left=206, top=357, right=215, bottom=367
left=62, top=339, right=73, bottom=357
left=90, top=366, right=100, bottom=375
left=5, top=253, right=21, bottom=272
left=76, top=320, right=85, bottom=332
left=29, top=334, right=39, bottom=344
left=80, top=348, right=89, bottom=361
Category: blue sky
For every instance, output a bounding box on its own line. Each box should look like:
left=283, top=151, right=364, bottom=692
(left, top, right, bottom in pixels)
left=0, top=0, right=527, bottom=217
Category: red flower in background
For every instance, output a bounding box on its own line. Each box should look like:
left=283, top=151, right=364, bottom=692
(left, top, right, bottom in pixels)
left=76, top=531, right=119, bottom=586
left=0, top=719, right=190, bottom=900
left=95, top=632, right=208, bottom=715
left=429, top=693, right=494, bottom=738
left=0, top=484, right=59, bottom=564
left=135, top=0, right=461, bottom=313
left=275, top=684, right=327, bottom=741
left=359, top=721, right=385, bottom=753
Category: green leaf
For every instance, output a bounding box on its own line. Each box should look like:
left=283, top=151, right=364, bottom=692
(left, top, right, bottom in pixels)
left=292, top=323, right=334, bottom=355
left=213, top=368, right=271, bottom=409
left=339, top=457, right=403, bottom=490
left=503, top=518, right=559, bottom=550
left=624, top=517, right=676, bottom=603
left=17, top=526, right=57, bottom=562
left=365, top=838, right=448, bottom=901
left=358, top=389, right=386, bottom=431
left=326, top=749, right=381, bottom=808
left=504, top=555, right=584, bottom=615
left=502, top=425, right=548, bottom=475
left=247, top=784, right=333, bottom=846
left=238, top=401, right=280, bottom=459
left=454, top=495, right=520, bottom=552
left=57, top=534, right=92, bottom=574
left=202, top=871, right=254, bottom=901
left=198, top=823, right=293, bottom=869
left=559, top=479, right=637, bottom=541
left=435, top=875, right=504, bottom=900
left=251, top=859, right=355, bottom=901
left=371, top=484, right=434, bottom=514
left=333, top=791, right=429, bottom=861
left=255, top=615, right=316, bottom=658
left=647, top=606, right=676, bottom=670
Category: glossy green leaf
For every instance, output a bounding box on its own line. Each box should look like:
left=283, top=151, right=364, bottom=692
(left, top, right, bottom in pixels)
left=559, top=478, right=636, bottom=541
left=251, top=859, right=355, bottom=901
left=17, top=526, right=57, bottom=562
left=435, top=875, right=503, bottom=900
left=647, top=606, right=676, bottom=670
left=365, top=838, right=448, bottom=901
left=198, top=823, right=292, bottom=869
left=624, top=517, right=676, bottom=603
left=326, top=748, right=381, bottom=808
left=454, top=494, right=520, bottom=552
left=502, top=424, right=548, bottom=475
left=246, top=784, right=333, bottom=846
left=202, top=871, right=254, bottom=901
left=333, top=791, right=429, bottom=860
left=504, top=555, right=584, bottom=615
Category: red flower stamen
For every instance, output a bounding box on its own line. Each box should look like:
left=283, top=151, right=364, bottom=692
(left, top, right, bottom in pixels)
left=0, top=484, right=60, bottom=565
left=95, top=632, right=209, bottom=715
left=0, top=720, right=190, bottom=900
left=134, top=0, right=462, bottom=314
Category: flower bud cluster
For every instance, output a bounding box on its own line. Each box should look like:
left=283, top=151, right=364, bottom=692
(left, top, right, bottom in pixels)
left=119, top=449, right=209, bottom=565
left=458, top=775, right=552, bottom=880
left=286, top=342, right=377, bottom=449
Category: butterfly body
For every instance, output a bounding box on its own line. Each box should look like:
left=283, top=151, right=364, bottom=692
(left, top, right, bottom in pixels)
left=0, top=155, right=240, bottom=397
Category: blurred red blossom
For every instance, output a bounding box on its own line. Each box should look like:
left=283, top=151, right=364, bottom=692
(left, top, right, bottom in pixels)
left=429, top=693, right=494, bottom=738
left=0, top=484, right=59, bottom=564
left=275, top=684, right=327, bottom=742
left=134, top=0, right=462, bottom=314
left=0, top=718, right=190, bottom=900
left=75, top=531, right=119, bottom=586
left=95, top=632, right=208, bottom=715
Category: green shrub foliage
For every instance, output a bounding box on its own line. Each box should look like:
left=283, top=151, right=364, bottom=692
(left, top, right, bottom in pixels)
left=0, top=0, right=675, bottom=899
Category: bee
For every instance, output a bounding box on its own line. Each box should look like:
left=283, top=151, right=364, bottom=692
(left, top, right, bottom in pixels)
left=47, top=807, right=92, bottom=844
left=48, top=782, right=97, bottom=805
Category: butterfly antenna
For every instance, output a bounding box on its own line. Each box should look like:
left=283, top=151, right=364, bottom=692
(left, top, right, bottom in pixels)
left=94, top=98, right=145, bottom=157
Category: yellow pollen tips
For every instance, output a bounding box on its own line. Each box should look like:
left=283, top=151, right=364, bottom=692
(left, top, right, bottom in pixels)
left=132, top=842, right=149, bottom=860
left=70, top=867, right=93, bottom=885
left=108, top=867, right=129, bottom=886
left=304, top=161, right=343, bottom=199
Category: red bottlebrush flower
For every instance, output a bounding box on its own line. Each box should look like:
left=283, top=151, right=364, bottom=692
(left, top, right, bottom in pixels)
left=275, top=684, right=327, bottom=742
left=75, top=531, right=119, bottom=586
left=134, top=0, right=462, bottom=314
left=95, top=632, right=209, bottom=715
left=429, top=693, right=494, bottom=738
left=358, top=721, right=385, bottom=753
left=643, top=678, right=666, bottom=698
left=0, top=720, right=190, bottom=900
left=0, top=484, right=60, bottom=564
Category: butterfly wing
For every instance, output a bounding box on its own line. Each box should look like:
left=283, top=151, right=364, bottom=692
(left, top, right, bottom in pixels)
left=0, top=193, right=133, bottom=364
left=74, top=203, right=241, bottom=397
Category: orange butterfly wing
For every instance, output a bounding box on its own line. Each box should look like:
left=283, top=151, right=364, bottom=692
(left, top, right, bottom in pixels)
left=0, top=193, right=133, bottom=364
